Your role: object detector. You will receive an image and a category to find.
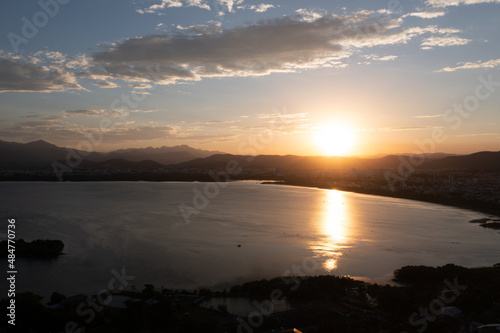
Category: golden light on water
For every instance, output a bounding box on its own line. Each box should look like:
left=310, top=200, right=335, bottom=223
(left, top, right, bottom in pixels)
left=324, top=258, right=338, bottom=271
left=312, top=189, right=352, bottom=272
left=323, top=190, right=348, bottom=243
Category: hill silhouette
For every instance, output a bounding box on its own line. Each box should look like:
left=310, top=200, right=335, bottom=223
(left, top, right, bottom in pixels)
left=1, top=139, right=499, bottom=173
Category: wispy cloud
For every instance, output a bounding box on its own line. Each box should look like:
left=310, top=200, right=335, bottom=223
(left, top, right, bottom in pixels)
left=247, top=4, right=274, bottom=13
left=176, top=21, right=223, bottom=35
left=131, top=90, right=151, bottom=95
left=426, top=0, right=500, bottom=7
left=130, top=83, right=153, bottom=89
left=192, top=120, right=236, bottom=124
left=372, top=126, right=444, bottom=131
left=257, top=112, right=309, bottom=120
left=421, top=35, right=470, bottom=49
left=93, top=80, right=119, bottom=88
left=129, top=109, right=158, bottom=113
left=438, top=58, right=500, bottom=72
left=295, top=8, right=326, bottom=22
left=365, top=54, right=398, bottom=61
left=62, top=109, right=127, bottom=118
left=414, top=114, right=443, bottom=119
left=455, top=132, right=500, bottom=137
left=137, top=0, right=252, bottom=14
left=137, top=0, right=200, bottom=14
left=404, top=11, right=447, bottom=18
left=218, top=0, right=244, bottom=12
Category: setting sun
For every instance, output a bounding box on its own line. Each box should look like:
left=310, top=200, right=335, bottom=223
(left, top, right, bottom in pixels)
left=314, top=123, right=356, bottom=156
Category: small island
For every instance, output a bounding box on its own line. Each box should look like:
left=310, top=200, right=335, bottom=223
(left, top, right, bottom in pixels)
left=469, top=218, right=500, bottom=230
left=2, top=239, right=64, bottom=258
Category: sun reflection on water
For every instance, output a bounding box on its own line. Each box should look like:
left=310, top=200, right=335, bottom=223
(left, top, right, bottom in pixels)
left=312, top=189, right=353, bottom=272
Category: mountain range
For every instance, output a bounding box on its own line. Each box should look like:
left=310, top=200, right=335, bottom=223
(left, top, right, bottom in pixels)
left=171, top=152, right=500, bottom=172
left=0, top=139, right=223, bottom=170
left=1, top=139, right=500, bottom=172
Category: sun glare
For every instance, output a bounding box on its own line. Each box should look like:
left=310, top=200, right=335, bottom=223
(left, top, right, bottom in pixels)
left=314, top=123, right=356, bottom=156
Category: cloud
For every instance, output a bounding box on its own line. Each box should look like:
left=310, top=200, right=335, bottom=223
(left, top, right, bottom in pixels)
left=248, top=4, right=274, bottom=12
left=130, top=83, right=153, bottom=89
left=93, top=80, right=119, bottom=88
left=421, top=35, right=470, bottom=49
left=63, top=109, right=107, bottom=116
left=295, top=8, right=326, bottom=22
left=137, top=0, right=267, bottom=14
left=100, top=125, right=177, bottom=142
left=426, top=0, right=500, bottom=6
left=137, top=0, right=216, bottom=13
left=438, top=58, right=500, bottom=71
left=32, top=50, right=90, bottom=69
left=414, top=114, right=443, bottom=118
left=373, top=126, right=443, bottom=131
left=192, top=120, right=235, bottom=124
left=0, top=58, right=83, bottom=93
left=137, top=0, right=185, bottom=14
left=90, top=13, right=432, bottom=85
left=176, top=21, right=223, bottom=35
left=455, top=132, right=500, bottom=137
left=174, top=133, right=238, bottom=143
left=129, top=109, right=158, bottom=113
left=0, top=120, right=176, bottom=145
left=0, top=114, right=78, bottom=142
left=131, top=90, right=151, bottom=95
left=404, top=11, right=447, bottom=18
left=63, top=109, right=127, bottom=118
left=257, top=112, right=308, bottom=120
left=217, top=0, right=244, bottom=12
left=365, top=54, right=398, bottom=61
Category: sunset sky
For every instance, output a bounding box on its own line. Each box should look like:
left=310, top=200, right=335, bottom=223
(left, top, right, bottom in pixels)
left=0, top=0, right=499, bottom=156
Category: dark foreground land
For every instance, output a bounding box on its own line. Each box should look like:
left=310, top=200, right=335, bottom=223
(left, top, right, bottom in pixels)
left=2, top=264, right=499, bottom=333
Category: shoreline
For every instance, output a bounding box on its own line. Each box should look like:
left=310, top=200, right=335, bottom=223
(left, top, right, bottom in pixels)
left=263, top=179, right=500, bottom=220
left=3, top=175, right=500, bottom=218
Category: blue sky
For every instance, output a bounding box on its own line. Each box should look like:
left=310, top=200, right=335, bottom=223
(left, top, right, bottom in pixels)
left=0, top=0, right=499, bottom=155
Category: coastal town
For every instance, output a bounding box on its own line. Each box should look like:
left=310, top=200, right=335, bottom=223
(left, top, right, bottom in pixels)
left=3, top=162, right=500, bottom=218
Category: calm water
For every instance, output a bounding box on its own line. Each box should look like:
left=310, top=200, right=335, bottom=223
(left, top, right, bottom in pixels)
left=1, top=181, right=499, bottom=297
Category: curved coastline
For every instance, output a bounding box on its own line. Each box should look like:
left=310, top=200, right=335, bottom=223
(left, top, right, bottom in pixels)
left=262, top=179, right=500, bottom=221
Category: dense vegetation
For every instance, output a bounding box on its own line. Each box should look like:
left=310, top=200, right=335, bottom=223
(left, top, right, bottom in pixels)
left=2, top=239, right=64, bottom=257
left=2, top=264, right=499, bottom=332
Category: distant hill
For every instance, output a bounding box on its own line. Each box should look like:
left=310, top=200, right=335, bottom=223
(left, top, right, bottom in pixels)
left=170, top=154, right=410, bottom=172
left=1, top=139, right=498, bottom=173
left=0, top=140, right=100, bottom=169
left=68, top=159, right=166, bottom=171
left=420, top=151, right=500, bottom=170
left=170, top=152, right=500, bottom=172
left=0, top=139, right=224, bottom=169
left=88, top=145, right=224, bottom=165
